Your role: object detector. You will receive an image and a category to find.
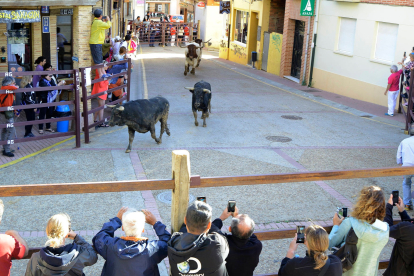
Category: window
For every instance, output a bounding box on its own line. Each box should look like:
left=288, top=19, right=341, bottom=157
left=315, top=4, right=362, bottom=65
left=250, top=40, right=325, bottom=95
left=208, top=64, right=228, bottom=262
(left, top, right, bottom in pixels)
left=337, top=18, right=356, bottom=54
left=235, top=10, right=248, bottom=44
left=374, top=22, right=399, bottom=62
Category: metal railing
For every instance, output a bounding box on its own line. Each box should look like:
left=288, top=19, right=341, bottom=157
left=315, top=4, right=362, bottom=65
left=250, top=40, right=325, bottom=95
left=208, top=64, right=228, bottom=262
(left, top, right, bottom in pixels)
left=79, top=59, right=132, bottom=144
left=0, top=70, right=81, bottom=148
left=4, top=151, right=413, bottom=273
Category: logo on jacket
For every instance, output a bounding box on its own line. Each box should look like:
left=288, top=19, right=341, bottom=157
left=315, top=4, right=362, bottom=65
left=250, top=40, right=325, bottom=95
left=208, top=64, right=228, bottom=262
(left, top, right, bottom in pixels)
left=177, top=257, right=202, bottom=273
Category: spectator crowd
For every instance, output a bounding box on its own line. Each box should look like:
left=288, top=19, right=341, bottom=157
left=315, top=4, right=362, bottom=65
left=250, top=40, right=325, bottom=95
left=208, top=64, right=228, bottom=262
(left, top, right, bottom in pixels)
left=1, top=184, right=414, bottom=276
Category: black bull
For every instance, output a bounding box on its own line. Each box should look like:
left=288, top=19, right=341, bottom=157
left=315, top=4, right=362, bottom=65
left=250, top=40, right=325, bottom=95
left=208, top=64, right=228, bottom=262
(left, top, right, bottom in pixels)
left=185, top=80, right=212, bottom=127
left=108, top=96, right=170, bottom=153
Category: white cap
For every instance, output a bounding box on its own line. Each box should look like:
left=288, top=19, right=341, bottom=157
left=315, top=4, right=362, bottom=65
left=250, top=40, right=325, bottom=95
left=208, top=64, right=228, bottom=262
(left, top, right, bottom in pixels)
left=115, top=36, right=121, bottom=40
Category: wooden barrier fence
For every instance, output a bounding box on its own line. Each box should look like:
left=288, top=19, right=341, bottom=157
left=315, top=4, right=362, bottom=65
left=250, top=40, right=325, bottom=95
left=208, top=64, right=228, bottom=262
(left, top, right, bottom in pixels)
left=6, top=150, right=414, bottom=274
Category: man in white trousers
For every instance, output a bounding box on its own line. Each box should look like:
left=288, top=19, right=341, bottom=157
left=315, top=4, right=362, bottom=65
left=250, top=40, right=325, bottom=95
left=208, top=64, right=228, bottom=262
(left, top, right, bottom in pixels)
left=385, top=65, right=403, bottom=116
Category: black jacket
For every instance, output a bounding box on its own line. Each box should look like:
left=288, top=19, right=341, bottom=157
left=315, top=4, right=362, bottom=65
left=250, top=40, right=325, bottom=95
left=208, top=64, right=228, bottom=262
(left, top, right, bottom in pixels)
left=167, top=224, right=229, bottom=276
left=38, top=78, right=56, bottom=102
left=212, top=219, right=262, bottom=276
left=22, top=83, right=36, bottom=105
left=383, top=203, right=414, bottom=276
left=278, top=254, right=342, bottom=276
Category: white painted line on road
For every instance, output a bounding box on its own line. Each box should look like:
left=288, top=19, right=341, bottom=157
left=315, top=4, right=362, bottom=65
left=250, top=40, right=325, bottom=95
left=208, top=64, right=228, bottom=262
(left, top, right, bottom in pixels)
left=139, top=46, right=149, bottom=99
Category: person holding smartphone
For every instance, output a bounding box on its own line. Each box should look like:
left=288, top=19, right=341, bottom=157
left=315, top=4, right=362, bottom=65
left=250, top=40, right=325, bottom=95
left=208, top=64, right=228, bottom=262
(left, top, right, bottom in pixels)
left=382, top=194, right=414, bottom=276
left=278, top=225, right=342, bottom=276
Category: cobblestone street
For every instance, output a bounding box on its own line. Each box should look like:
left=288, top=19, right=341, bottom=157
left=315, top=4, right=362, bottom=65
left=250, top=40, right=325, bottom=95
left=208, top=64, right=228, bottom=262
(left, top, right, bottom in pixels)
left=1, top=45, right=409, bottom=275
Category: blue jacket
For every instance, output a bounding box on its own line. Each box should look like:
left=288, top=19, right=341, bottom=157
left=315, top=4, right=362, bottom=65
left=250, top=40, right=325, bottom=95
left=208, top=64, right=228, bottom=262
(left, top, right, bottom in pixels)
left=92, top=217, right=171, bottom=276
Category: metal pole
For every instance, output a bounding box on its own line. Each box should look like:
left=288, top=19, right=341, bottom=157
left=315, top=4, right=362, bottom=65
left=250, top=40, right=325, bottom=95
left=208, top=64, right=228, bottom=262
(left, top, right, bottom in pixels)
left=127, top=58, right=132, bottom=102
left=308, top=34, right=317, bottom=88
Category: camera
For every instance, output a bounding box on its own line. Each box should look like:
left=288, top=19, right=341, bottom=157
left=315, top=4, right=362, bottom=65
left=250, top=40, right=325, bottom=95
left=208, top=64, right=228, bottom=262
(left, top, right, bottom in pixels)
left=227, top=200, right=236, bottom=212
left=296, top=226, right=305, bottom=243
left=337, top=207, right=348, bottom=219
left=196, top=197, right=206, bottom=203
left=392, top=190, right=399, bottom=206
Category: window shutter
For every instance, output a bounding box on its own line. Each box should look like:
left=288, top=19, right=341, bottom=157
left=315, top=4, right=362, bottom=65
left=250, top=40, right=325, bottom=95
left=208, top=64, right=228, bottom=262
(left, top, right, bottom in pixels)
left=338, top=18, right=356, bottom=54
left=375, top=22, right=399, bottom=62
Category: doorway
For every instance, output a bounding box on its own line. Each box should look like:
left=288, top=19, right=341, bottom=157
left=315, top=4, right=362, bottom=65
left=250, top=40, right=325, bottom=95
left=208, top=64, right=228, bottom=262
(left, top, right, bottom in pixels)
left=290, top=20, right=305, bottom=79
left=57, top=15, right=73, bottom=72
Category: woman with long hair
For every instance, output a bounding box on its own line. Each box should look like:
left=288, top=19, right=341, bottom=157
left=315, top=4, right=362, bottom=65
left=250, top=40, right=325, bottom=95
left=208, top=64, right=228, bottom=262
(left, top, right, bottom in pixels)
left=25, top=213, right=97, bottom=275
left=20, top=75, right=36, bottom=138
left=329, top=186, right=389, bottom=275
left=278, top=225, right=342, bottom=275
left=32, top=56, right=47, bottom=88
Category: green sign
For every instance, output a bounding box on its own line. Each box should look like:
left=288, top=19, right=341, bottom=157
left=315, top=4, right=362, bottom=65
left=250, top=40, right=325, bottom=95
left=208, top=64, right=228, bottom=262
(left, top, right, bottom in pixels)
left=300, top=0, right=314, bottom=16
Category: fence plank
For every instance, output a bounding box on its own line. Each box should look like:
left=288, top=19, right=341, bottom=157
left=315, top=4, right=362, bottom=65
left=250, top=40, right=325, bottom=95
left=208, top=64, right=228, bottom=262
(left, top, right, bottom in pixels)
left=193, top=167, right=414, bottom=188
left=0, top=180, right=174, bottom=197
left=171, top=150, right=191, bottom=233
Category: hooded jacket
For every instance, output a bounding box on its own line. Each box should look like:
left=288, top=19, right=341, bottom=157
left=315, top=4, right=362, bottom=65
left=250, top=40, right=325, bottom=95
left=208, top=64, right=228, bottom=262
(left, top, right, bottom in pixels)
left=329, top=217, right=389, bottom=276
left=168, top=226, right=229, bottom=276
left=278, top=253, right=342, bottom=276
left=24, top=235, right=98, bottom=276
left=383, top=203, right=414, bottom=276
left=92, top=217, right=171, bottom=276
left=211, top=218, right=261, bottom=276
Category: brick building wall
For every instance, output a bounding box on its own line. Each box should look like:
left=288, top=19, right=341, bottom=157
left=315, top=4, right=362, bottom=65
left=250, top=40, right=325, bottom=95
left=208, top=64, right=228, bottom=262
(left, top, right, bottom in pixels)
left=0, top=24, right=7, bottom=72
left=49, top=15, right=58, bottom=69
left=280, top=0, right=314, bottom=85
left=361, top=0, right=414, bottom=6
left=72, top=6, right=93, bottom=69
left=268, top=0, right=285, bottom=34
left=31, top=22, right=42, bottom=69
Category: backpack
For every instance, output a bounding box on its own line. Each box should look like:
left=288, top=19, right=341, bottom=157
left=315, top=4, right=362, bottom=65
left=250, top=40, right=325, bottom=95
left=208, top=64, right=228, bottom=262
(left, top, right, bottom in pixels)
left=332, top=227, right=358, bottom=272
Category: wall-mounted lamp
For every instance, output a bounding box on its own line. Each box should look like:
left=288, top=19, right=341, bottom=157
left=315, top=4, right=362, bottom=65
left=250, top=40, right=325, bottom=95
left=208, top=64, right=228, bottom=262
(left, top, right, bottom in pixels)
left=1, top=47, right=5, bottom=54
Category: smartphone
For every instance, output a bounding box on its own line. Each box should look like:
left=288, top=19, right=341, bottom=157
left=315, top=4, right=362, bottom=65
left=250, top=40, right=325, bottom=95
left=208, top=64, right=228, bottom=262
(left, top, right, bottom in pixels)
left=392, top=190, right=399, bottom=206
left=404, top=51, right=407, bottom=58
left=342, top=207, right=348, bottom=218
left=227, top=200, right=236, bottom=212
left=296, top=226, right=305, bottom=243
left=102, top=16, right=107, bottom=21
left=196, top=197, right=206, bottom=203
left=337, top=207, right=343, bottom=219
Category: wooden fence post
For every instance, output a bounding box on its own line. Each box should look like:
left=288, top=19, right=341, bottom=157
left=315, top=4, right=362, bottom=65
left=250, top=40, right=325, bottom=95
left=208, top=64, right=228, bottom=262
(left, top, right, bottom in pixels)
left=171, top=150, right=191, bottom=233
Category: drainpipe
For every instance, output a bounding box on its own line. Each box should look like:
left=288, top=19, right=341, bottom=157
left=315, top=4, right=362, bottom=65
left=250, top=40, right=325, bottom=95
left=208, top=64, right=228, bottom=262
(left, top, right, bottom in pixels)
left=302, top=16, right=311, bottom=85
left=308, top=0, right=321, bottom=87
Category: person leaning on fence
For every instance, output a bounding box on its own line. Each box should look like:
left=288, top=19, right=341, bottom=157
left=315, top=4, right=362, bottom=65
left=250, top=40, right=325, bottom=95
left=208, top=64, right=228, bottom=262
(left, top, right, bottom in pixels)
left=20, top=75, right=36, bottom=138
left=25, top=213, right=97, bottom=276
left=397, top=136, right=414, bottom=210
left=0, top=77, right=19, bottom=157
left=384, top=65, right=403, bottom=117
left=278, top=225, right=342, bottom=276
left=0, top=199, right=29, bottom=276
left=109, top=71, right=127, bottom=102
left=114, top=46, right=127, bottom=62
left=92, top=207, right=170, bottom=276
left=382, top=194, right=414, bottom=276
left=89, top=9, right=111, bottom=79
left=38, top=74, right=65, bottom=134
left=211, top=206, right=262, bottom=276
left=168, top=201, right=229, bottom=276
left=329, top=186, right=389, bottom=276
left=113, top=36, right=121, bottom=57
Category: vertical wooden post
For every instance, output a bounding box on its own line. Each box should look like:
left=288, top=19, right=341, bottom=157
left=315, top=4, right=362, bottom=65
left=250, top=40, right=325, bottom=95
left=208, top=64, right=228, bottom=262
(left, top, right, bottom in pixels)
left=162, top=23, right=165, bottom=47
left=171, top=150, right=191, bottom=233
left=197, top=20, right=200, bottom=40
left=73, top=69, right=81, bottom=148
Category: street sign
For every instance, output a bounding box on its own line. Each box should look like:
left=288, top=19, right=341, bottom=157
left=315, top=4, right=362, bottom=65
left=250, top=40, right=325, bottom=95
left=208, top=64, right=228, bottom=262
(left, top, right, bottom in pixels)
left=197, top=2, right=205, bottom=8
left=60, top=9, right=73, bottom=15
left=41, top=6, right=49, bottom=14
left=220, top=1, right=230, bottom=14
left=42, top=16, right=50, bottom=33
left=300, top=0, right=314, bottom=16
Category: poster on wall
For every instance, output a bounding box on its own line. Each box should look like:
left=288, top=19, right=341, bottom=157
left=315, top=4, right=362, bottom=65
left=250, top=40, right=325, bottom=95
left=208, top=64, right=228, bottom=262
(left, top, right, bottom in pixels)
left=220, top=1, right=230, bottom=14
left=0, top=10, right=41, bottom=23
left=136, top=0, right=145, bottom=6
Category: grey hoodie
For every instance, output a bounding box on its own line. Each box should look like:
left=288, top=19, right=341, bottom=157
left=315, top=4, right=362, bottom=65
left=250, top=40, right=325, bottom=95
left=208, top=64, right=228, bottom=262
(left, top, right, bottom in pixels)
left=24, top=235, right=98, bottom=276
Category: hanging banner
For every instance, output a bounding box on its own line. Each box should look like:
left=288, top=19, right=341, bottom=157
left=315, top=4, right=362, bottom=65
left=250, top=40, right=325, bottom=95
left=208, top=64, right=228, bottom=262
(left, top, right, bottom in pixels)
left=0, top=10, right=41, bottom=23
left=300, top=0, right=314, bottom=16
left=220, top=1, right=230, bottom=14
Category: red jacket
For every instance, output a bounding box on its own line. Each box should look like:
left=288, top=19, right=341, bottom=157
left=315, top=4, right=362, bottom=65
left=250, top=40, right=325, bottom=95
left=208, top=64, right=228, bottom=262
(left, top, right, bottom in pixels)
left=0, top=85, right=18, bottom=107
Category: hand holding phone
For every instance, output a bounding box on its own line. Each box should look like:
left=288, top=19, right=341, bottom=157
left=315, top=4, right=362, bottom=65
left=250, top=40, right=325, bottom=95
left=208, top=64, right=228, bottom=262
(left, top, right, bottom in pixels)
left=296, top=226, right=305, bottom=243
left=392, top=190, right=399, bottom=206
left=227, top=200, right=236, bottom=213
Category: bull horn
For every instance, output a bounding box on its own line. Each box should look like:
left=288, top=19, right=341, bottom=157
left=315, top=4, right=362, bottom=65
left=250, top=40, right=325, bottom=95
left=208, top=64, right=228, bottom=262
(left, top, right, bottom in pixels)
left=184, top=87, right=194, bottom=90
left=118, top=106, right=125, bottom=111
left=107, top=104, right=116, bottom=108
left=203, top=89, right=211, bottom=93
left=206, top=38, right=212, bottom=43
